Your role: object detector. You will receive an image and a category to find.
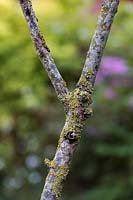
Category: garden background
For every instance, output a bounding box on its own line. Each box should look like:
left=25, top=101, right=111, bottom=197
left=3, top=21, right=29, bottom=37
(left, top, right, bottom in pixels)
left=0, top=0, right=133, bottom=199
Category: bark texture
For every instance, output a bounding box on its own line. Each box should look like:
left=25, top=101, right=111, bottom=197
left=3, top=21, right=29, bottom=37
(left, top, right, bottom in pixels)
left=19, top=0, right=69, bottom=100
left=79, top=0, right=119, bottom=87
left=18, top=0, right=120, bottom=199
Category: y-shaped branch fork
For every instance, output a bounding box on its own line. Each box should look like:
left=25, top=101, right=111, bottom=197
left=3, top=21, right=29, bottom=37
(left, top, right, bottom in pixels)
left=19, top=1, right=119, bottom=199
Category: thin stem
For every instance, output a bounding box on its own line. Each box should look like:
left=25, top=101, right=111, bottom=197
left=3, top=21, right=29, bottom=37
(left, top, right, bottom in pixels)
left=78, top=0, right=119, bottom=87
left=19, top=0, right=69, bottom=100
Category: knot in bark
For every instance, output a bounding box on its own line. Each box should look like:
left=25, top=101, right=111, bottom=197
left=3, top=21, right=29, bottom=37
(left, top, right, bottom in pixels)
left=64, top=131, right=78, bottom=144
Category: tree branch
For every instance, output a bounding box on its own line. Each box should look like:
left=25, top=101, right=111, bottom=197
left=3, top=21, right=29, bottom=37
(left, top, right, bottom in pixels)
left=18, top=0, right=119, bottom=200
left=19, top=0, right=69, bottom=100
left=78, top=0, right=119, bottom=88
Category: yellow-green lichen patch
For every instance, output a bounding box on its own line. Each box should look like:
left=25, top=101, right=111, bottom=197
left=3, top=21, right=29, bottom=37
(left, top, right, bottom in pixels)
left=44, top=158, right=57, bottom=168
left=53, top=164, right=69, bottom=199
left=58, top=84, right=94, bottom=147
left=57, top=89, right=85, bottom=147
left=78, top=75, right=88, bottom=88
left=58, top=116, right=82, bottom=147
left=77, top=90, right=92, bottom=104
left=78, top=75, right=94, bottom=95
left=44, top=159, right=69, bottom=199
left=86, top=68, right=95, bottom=80
left=83, top=107, right=93, bottom=119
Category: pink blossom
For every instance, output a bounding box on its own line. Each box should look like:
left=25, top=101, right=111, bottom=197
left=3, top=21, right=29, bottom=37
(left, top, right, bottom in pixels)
left=96, top=56, right=128, bottom=83
left=101, top=56, right=128, bottom=76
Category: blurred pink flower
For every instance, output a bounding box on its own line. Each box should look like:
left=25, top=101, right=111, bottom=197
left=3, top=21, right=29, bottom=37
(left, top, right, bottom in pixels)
left=102, top=56, right=128, bottom=75
left=91, top=0, right=103, bottom=14
left=96, top=56, right=128, bottom=83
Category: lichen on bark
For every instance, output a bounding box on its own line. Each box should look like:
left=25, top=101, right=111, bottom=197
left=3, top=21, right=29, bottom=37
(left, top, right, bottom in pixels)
left=18, top=0, right=120, bottom=199
left=44, top=158, right=69, bottom=198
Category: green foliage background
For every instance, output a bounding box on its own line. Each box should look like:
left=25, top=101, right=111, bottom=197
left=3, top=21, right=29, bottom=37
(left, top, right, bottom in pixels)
left=0, top=0, right=133, bottom=199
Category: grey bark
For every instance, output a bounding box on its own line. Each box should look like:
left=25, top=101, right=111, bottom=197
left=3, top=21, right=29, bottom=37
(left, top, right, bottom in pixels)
left=19, top=0, right=69, bottom=100
left=18, top=0, right=119, bottom=199
left=78, top=0, right=119, bottom=87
